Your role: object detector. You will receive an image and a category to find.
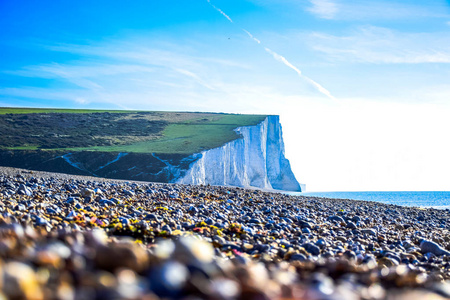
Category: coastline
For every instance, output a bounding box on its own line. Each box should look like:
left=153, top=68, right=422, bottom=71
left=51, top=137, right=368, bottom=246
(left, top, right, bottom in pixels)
left=0, top=166, right=449, bottom=299
left=294, top=191, right=450, bottom=209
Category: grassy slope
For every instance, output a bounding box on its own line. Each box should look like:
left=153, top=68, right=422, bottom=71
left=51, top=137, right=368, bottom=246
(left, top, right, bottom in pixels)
left=0, top=108, right=267, bottom=155
left=81, top=114, right=267, bottom=154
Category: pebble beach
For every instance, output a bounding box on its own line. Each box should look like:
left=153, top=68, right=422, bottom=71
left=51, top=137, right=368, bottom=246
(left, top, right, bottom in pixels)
left=0, top=167, right=449, bottom=299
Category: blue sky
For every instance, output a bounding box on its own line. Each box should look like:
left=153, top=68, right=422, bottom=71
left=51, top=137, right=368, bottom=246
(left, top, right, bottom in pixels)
left=1, top=0, right=450, bottom=191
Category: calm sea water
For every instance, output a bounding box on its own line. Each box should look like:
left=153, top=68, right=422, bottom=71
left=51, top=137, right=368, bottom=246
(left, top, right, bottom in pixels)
left=288, top=191, right=450, bottom=209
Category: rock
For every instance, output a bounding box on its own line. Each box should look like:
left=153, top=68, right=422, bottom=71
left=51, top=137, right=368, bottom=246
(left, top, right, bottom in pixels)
left=99, top=199, right=116, bottom=206
left=36, top=216, right=50, bottom=227
left=95, top=240, right=149, bottom=272
left=303, top=243, right=320, bottom=256
left=302, top=227, right=311, bottom=234
left=173, top=237, right=214, bottom=264
left=169, top=192, right=179, bottom=199
left=328, top=215, right=345, bottom=223
left=65, top=210, right=78, bottom=220
left=123, top=189, right=135, bottom=197
left=351, top=216, right=361, bottom=223
left=378, top=257, right=399, bottom=267
left=0, top=168, right=448, bottom=299
left=306, top=273, right=335, bottom=298
left=290, top=253, right=307, bottom=262
left=46, top=207, right=61, bottom=214
left=3, top=262, right=44, bottom=300
left=315, top=239, right=327, bottom=249
left=420, top=239, right=450, bottom=256
left=213, top=235, right=226, bottom=245
left=80, top=188, right=95, bottom=199
left=346, top=221, right=357, bottom=229
left=148, top=261, right=189, bottom=298
left=17, top=184, right=32, bottom=196
left=188, top=206, right=198, bottom=214
left=361, top=228, right=377, bottom=236
left=297, top=220, right=312, bottom=228
left=110, top=198, right=121, bottom=204
left=15, top=204, right=26, bottom=211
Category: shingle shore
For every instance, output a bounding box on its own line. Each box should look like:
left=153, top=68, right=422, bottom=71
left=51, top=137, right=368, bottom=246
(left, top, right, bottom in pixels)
left=0, top=167, right=449, bottom=299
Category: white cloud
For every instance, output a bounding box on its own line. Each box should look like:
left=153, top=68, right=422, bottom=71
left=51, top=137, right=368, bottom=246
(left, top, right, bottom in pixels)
left=304, top=0, right=450, bottom=21
left=307, top=0, right=338, bottom=19
left=309, top=26, right=450, bottom=64
left=2, top=36, right=315, bottom=112
left=174, top=68, right=215, bottom=90
left=339, top=1, right=449, bottom=20
left=74, top=97, right=89, bottom=104
left=3, top=38, right=258, bottom=107
left=205, top=0, right=338, bottom=100
left=45, top=41, right=244, bottom=71
left=249, top=0, right=450, bottom=21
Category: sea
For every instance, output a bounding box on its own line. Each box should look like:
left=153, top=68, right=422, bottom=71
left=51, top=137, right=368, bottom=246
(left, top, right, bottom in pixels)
left=288, top=191, right=450, bottom=209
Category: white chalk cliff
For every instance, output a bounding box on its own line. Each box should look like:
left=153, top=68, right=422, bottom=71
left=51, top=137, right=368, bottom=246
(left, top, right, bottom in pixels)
left=177, top=115, right=303, bottom=191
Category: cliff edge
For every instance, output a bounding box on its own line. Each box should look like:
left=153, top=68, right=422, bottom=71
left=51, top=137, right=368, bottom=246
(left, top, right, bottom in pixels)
left=177, top=116, right=302, bottom=191
left=0, top=109, right=302, bottom=191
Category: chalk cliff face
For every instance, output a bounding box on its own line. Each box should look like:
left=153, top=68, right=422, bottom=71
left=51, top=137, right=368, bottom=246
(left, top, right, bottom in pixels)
left=0, top=115, right=302, bottom=191
left=177, top=116, right=302, bottom=191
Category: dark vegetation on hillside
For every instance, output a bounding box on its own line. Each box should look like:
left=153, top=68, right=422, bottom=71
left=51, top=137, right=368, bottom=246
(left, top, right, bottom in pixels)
left=0, top=108, right=268, bottom=182
left=0, top=109, right=267, bottom=154
left=0, top=112, right=167, bottom=149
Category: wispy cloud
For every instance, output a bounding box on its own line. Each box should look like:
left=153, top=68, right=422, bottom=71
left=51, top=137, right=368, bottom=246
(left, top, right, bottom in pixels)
left=247, top=0, right=449, bottom=21
left=3, top=34, right=322, bottom=112
left=1, top=37, right=249, bottom=109
left=174, top=68, right=215, bottom=90
left=206, top=0, right=336, bottom=100
left=309, top=26, right=450, bottom=64
left=305, top=0, right=450, bottom=21
left=307, top=0, right=338, bottom=19
left=7, top=63, right=160, bottom=91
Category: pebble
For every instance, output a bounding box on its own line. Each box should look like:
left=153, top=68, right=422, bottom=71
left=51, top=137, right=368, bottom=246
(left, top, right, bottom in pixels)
left=420, top=239, right=450, bottom=256
left=0, top=167, right=448, bottom=299
left=303, top=242, right=321, bottom=255
left=361, top=228, right=377, bottom=236
left=80, top=187, right=95, bottom=199
left=17, top=184, right=33, bottom=196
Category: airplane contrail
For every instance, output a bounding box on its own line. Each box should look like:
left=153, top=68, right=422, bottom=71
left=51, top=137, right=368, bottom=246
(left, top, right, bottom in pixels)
left=206, top=0, right=336, bottom=101
left=264, top=47, right=303, bottom=76
left=206, top=0, right=233, bottom=23
left=264, top=47, right=335, bottom=99
left=243, top=29, right=261, bottom=44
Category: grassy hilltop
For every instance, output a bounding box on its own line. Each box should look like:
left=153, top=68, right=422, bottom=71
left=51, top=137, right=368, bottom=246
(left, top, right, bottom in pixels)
left=0, top=108, right=267, bottom=155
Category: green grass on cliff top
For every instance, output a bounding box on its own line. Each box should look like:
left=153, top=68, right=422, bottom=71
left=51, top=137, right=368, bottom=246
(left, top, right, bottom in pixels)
left=0, top=107, right=267, bottom=154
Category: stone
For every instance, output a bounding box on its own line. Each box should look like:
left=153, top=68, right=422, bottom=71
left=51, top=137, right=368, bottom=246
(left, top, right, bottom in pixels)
left=17, top=184, right=32, bottom=197
left=80, top=188, right=94, bottom=199
left=3, top=262, right=44, bottom=300
left=303, top=243, right=320, bottom=256
left=148, top=261, right=189, bottom=298
left=420, top=239, right=450, bottom=256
